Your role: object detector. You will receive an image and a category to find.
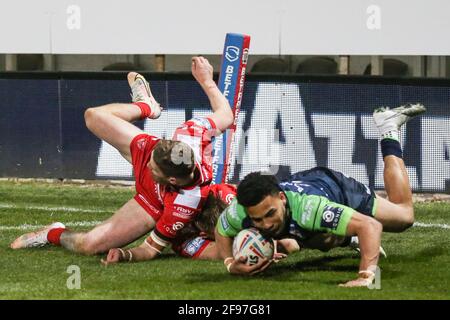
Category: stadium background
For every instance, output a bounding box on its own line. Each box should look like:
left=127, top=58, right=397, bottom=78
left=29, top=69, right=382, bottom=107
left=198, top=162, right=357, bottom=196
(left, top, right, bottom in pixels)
left=0, top=73, right=449, bottom=193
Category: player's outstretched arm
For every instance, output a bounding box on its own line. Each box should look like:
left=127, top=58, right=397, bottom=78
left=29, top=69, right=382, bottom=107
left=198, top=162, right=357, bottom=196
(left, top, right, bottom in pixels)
left=339, top=212, right=382, bottom=287
left=101, top=237, right=164, bottom=265
left=191, top=56, right=233, bottom=133
left=85, top=104, right=144, bottom=163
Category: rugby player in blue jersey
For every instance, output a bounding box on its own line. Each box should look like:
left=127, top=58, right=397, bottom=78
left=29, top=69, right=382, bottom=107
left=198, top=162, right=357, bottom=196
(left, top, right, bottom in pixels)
left=215, top=103, right=426, bottom=287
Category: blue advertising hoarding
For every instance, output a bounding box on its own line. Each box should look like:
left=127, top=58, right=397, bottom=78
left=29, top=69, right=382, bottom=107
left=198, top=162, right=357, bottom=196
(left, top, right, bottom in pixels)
left=0, top=73, right=449, bottom=193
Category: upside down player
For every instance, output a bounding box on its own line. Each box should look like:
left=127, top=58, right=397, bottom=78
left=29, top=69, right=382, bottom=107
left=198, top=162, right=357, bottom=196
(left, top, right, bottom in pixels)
left=215, top=103, right=426, bottom=287
left=11, top=57, right=234, bottom=261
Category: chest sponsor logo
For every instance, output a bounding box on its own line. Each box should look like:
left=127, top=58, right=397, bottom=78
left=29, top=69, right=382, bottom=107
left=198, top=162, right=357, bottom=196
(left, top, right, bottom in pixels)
left=173, top=206, right=196, bottom=219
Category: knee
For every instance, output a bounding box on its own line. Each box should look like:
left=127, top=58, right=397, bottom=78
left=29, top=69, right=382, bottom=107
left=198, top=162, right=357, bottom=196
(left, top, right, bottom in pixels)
left=400, top=217, right=415, bottom=231
left=371, top=218, right=384, bottom=234
left=399, top=206, right=415, bottom=231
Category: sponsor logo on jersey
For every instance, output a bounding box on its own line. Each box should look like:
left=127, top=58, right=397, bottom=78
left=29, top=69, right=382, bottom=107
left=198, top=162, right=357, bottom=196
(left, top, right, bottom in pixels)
left=183, top=237, right=206, bottom=257
left=172, top=221, right=185, bottom=231
left=191, top=117, right=213, bottom=130
left=225, top=193, right=235, bottom=204
left=301, top=199, right=315, bottom=226
left=323, top=210, right=335, bottom=223
left=227, top=201, right=238, bottom=220
left=175, top=206, right=195, bottom=215
left=320, top=205, right=344, bottom=229
left=220, top=213, right=230, bottom=231
left=136, top=138, right=147, bottom=150
left=172, top=206, right=196, bottom=219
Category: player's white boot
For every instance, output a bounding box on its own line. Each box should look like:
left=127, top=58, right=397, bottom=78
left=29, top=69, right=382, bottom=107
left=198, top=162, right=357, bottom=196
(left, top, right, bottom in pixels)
left=10, top=222, right=65, bottom=249
left=127, top=72, right=162, bottom=119
left=349, top=236, right=387, bottom=258
left=373, top=103, right=426, bottom=139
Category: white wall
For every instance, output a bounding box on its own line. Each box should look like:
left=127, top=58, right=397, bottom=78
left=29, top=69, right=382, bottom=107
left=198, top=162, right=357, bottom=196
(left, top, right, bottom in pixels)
left=1, top=0, right=450, bottom=55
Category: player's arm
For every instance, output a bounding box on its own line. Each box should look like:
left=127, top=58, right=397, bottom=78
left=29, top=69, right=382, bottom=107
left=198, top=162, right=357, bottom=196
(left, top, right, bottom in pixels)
left=101, top=237, right=164, bottom=265
left=191, top=56, right=233, bottom=133
left=339, top=212, right=382, bottom=287
left=214, top=227, right=234, bottom=260
left=84, top=103, right=144, bottom=163
left=297, top=194, right=382, bottom=287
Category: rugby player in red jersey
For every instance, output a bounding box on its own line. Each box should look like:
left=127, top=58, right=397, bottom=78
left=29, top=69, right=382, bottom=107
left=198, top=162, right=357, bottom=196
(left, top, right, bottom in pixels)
left=11, top=57, right=234, bottom=262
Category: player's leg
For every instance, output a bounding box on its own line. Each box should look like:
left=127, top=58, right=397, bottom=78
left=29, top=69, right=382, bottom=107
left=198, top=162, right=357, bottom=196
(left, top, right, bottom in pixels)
left=84, top=72, right=161, bottom=163
left=11, top=198, right=156, bottom=255
left=59, top=198, right=155, bottom=255
left=372, top=103, right=426, bottom=232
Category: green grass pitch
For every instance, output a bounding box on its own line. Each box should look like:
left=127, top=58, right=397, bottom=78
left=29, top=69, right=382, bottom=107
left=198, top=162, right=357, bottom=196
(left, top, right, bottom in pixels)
left=0, top=180, right=449, bottom=299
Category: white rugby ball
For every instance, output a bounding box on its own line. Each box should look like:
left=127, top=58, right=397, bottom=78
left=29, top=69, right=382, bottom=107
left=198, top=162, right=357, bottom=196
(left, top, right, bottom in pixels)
left=232, top=228, right=274, bottom=266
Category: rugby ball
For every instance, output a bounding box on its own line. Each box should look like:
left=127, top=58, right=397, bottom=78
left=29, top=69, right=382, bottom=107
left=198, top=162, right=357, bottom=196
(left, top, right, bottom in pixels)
left=232, top=228, right=274, bottom=266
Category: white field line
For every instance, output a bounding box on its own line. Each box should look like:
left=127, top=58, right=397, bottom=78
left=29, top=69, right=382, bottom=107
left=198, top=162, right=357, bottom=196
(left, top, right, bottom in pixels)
left=0, top=221, right=448, bottom=231
left=0, top=203, right=108, bottom=213
left=413, top=222, right=450, bottom=230
left=0, top=221, right=102, bottom=231
left=0, top=202, right=449, bottom=230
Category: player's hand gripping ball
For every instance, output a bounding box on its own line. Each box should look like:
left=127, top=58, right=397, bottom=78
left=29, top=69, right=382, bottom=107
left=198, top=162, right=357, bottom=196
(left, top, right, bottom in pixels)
left=232, top=228, right=274, bottom=266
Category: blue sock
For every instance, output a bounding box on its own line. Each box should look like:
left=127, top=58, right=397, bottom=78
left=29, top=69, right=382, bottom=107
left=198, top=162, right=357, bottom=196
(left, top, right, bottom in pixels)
left=381, top=139, right=402, bottom=159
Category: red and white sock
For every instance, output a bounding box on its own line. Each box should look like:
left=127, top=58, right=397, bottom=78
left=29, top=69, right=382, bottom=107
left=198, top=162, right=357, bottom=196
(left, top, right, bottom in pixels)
left=133, top=102, right=153, bottom=119
left=47, top=228, right=66, bottom=246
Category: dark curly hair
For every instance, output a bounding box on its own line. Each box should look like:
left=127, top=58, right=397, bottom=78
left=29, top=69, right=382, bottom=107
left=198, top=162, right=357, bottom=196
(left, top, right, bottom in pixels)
left=237, top=172, right=281, bottom=207
left=173, top=192, right=228, bottom=245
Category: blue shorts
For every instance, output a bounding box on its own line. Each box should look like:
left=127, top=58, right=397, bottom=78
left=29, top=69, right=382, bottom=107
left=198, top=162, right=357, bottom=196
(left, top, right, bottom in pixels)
left=281, top=167, right=377, bottom=217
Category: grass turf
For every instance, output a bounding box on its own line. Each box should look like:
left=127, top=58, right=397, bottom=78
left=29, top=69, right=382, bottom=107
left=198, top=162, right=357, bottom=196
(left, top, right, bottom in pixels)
left=0, top=181, right=449, bottom=299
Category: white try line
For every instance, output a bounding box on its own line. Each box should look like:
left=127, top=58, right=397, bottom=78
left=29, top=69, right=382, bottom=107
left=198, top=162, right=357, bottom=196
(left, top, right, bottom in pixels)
left=0, top=203, right=108, bottom=213
left=0, top=221, right=102, bottom=231
left=413, top=222, right=450, bottom=230
left=0, top=221, right=448, bottom=232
